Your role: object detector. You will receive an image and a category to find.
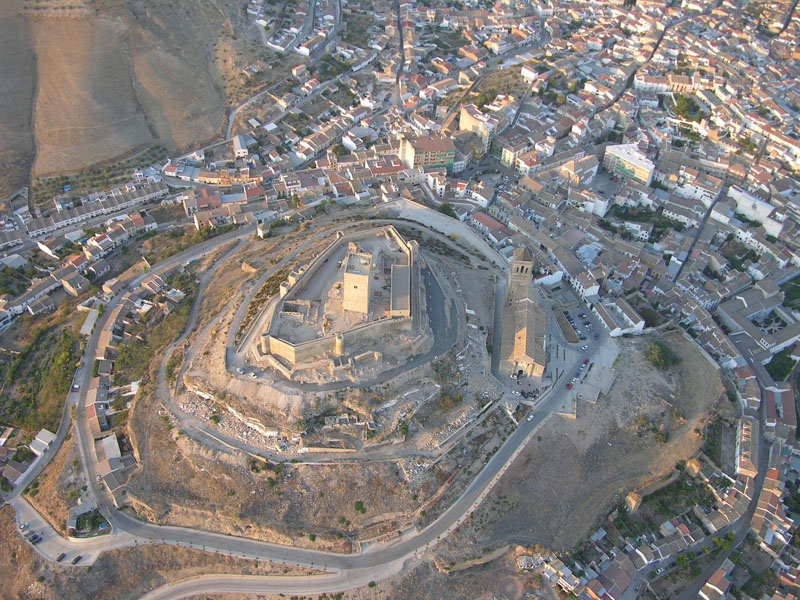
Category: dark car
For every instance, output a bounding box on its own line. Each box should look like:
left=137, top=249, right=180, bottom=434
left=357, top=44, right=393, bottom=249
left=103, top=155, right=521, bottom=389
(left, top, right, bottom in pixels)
left=56, top=553, right=66, bottom=562
left=593, top=333, right=600, bottom=340
left=566, top=383, right=573, bottom=390
left=71, top=555, right=82, bottom=565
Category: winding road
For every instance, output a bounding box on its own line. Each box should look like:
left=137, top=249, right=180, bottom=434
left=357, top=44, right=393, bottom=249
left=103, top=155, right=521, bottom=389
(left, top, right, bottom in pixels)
left=5, top=203, right=605, bottom=600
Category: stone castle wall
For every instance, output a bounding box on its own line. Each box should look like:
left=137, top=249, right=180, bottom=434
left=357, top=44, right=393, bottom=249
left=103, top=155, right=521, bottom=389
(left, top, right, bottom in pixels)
left=264, top=315, right=412, bottom=365
left=263, top=225, right=418, bottom=367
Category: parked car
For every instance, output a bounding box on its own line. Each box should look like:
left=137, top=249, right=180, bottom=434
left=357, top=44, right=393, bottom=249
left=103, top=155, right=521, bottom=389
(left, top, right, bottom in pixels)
left=593, top=333, right=600, bottom=340
left=71, top=555, right=82, bottom=565
left=71, top=384, right=80, bottom=392
left=581, top=345, right=588, bottom=350
left=56, top=553, right=66, bottom=562
left=566, top=383, right=573, bottom=390
left=512, top=390, right=521, bottom=396
left=236, top=367, right=244, bottom=375
left=527, top=413, right=535, bottom=422
left=19, top=522, right=28, bottom=531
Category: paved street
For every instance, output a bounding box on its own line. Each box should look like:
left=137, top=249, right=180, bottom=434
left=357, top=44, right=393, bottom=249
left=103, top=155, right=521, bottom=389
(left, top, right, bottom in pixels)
left=5, top=201, right=610, bottom=600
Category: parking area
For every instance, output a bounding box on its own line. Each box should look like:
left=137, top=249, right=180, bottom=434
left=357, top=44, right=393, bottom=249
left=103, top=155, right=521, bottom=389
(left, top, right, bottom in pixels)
left=591, top=170, right=623, bottom=200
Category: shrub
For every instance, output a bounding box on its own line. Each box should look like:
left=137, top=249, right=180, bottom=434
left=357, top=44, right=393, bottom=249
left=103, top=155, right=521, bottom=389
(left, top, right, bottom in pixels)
left=646, top=341, right=681, bottom=370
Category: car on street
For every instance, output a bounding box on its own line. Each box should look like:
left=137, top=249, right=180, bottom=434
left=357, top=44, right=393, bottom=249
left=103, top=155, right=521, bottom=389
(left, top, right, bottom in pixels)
left=566, top=383, right=573, bottom=390
left=19, top=522, right=28, bottom=531
left=512, top=390, right=521, bottom=396
left=581, top=345, right=588, bottom=350
left=56, top=553, right=66, bottom=562
left=593, top=333, right=600, bottom=340
left=579, top=336, right=587, bottom=341
left=71, top=555, right=82, bottom=565
left=527, top=414, right=535, bottom=422
left=583, top=359, right=590, bottom=366
left=71, top=384, right=80, bottom=392
left=251, top=372, right=258, bottom=379
left=236, top=367, right=244, bottom=375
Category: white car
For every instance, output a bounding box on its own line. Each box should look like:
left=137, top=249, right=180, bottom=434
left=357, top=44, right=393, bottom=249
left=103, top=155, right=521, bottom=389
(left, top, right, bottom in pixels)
left=236, top=367, right=244, bottom=375
left=251, top=372, right=258, bottom=379
left=581, top=345, right=588, bottom=350
left=19, top=522, right=28, bottom=532
left=512, top=390, right=521, bottom=396
left=527, top=414, right=535, bottom=422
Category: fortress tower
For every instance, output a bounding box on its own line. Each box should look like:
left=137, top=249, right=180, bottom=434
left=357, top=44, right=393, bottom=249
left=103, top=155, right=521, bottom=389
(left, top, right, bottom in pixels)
left=342, top=246, right=373, bottom=314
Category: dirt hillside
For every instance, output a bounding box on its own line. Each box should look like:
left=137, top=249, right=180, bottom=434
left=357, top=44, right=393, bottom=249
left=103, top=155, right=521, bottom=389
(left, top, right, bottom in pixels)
left=0, top=8, right=36, bottom=197
left=442, top=332, right=725, bottom=554
left=0, top=0, right=250, bottom=193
